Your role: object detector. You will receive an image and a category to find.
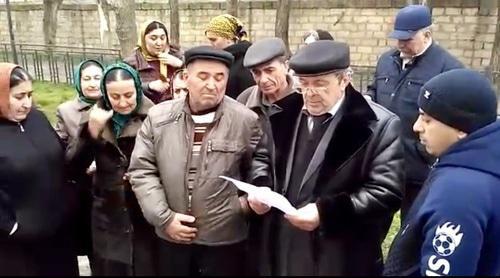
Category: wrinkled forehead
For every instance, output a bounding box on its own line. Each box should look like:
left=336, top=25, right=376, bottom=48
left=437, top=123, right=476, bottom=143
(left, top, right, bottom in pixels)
left=186, top=59, right=229, bottom=75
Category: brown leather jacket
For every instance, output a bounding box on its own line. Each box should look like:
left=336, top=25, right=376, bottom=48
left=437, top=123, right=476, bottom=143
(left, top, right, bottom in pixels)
left=128, top=96, right=271, bottom=245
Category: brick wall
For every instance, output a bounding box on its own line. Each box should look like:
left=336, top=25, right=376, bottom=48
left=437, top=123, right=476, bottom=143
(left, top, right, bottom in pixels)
left=0, top=0, right=498, bottom=68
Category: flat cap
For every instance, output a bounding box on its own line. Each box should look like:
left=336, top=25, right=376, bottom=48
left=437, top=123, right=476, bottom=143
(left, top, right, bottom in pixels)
left=243, top=38, right=286, bottom=68
left=289, top=40, right=350, bottom=76
left=184, top=45, right=234, bottom=68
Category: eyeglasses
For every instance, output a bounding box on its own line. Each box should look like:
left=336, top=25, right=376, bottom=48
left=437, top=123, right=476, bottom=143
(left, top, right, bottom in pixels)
left=297, top=86, right=328, bottom=95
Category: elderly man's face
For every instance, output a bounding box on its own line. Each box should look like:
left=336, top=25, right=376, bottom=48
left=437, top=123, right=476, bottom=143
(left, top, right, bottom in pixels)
left=397, top=29, right=431, bottom=57
left=250, top=58, right=289, bottom=99
left=186, top=59, right=228, bottom=113
left=297, top=71, right=349, bottom=116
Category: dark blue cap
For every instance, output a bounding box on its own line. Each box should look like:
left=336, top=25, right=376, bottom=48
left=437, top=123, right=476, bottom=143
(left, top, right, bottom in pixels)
left=418, top=69, right=498, bottom=133
left=389, top=5, right=432, bottom=40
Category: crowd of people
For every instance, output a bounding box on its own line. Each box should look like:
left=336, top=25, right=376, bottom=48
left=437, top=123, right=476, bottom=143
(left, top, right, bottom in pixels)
left=1, top=4, right=499, bottom=276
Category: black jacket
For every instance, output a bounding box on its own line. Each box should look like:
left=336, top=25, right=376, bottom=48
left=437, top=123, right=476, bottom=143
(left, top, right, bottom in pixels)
left=366, top=42, right=463, bottom=186
left=67, top=97, right=158, bottom=274
left=224, top=41, right=256, bottom=99
left=0, top=109, right=78, bottom=275
left=263, top=87, right=403, bottom=275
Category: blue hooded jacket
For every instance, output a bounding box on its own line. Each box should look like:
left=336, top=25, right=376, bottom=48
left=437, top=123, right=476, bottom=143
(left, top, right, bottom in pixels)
left=384, top=120, right=500, bottom=276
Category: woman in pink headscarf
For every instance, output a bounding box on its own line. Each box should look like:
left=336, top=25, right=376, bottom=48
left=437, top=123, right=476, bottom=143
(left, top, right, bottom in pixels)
left=0, top=63, right=78, bottom=275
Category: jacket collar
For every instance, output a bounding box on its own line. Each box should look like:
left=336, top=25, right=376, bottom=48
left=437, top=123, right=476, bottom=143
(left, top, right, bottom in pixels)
left=75, top=98, right=94, bottom=112
left=340, top=84, right=377, bottom=123
left=182, top=95, right=228, bottom=123
left=245, top=74, right=299, bottom=111
left=315, top=84, right=378, bottom=180
left=134, top=49, right=155, bottom=71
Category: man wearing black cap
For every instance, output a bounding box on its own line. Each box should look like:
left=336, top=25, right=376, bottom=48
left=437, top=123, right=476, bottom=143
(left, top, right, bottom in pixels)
left=237, top=37, right=304, bottom=274
left=248, top=40, right=403, bottom=275
left=366, top=5, right=463, bottom=220
left=128, top=45, right=271, bottom=276
left=384, top=69, right=500, bottom=276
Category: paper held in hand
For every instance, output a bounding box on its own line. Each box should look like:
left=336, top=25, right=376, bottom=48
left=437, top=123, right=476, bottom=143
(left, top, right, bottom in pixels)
left=219, top=176, right=298, bottom=215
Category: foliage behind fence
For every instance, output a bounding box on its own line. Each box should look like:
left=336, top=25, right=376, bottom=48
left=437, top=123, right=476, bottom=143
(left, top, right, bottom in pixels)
left=0, top=43, right=122, bottom=84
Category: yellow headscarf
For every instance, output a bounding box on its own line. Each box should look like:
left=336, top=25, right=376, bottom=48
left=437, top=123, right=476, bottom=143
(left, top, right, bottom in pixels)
left=137, top=19, right=169, bottom=80
left=205, top=14, right=248, bottom=41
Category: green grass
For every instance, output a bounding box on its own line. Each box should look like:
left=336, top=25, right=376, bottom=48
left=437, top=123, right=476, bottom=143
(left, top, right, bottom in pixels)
left=383, top=211, right=400, bottom=259
left=34, top=81, right=402, bottom=257
left=33, top=81, right=75, bottom=124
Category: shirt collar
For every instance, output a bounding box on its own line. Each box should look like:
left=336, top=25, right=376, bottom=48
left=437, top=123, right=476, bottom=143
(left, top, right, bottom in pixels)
left=302, top=94, right=345, bottom=120
left=400, top=38, right=433, bottom=59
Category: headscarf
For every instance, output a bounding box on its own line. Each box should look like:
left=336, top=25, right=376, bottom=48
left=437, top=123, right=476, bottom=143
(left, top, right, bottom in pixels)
left=205, top=14, right=248, bottom=41
left=101, top=62, right=143, bottom=137
left=74, top=59, right=104, bottom=104
left=137, top=19, right=170, bottom=80
left=0, top=63, right=21, bottom=119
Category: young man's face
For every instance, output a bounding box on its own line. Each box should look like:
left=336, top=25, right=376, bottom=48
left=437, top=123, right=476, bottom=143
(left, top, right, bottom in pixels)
left=413, top=109, right=465, bottom=157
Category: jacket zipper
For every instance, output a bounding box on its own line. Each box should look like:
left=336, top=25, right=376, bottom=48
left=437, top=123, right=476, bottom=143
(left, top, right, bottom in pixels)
left=431, top=158, right=439, bottom=169
left=18, top=122, right=25, bottom=132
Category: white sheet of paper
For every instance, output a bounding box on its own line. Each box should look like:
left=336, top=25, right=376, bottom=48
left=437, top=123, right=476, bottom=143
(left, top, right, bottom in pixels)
left=220, top=176, right=298, bottom=215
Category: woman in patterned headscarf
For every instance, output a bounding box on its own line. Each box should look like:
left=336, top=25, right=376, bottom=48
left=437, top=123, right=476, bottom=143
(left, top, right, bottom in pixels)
left=205, top=14, right=255, bottom=99
left=67, top=63, right=156, bottom=276
left=124, top=19, right=183, bottom=104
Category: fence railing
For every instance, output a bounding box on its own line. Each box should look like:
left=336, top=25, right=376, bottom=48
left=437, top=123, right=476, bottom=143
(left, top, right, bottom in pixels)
left=0, top=43, right=122, bottom=84
left=0, top=43, right=499, bottom=95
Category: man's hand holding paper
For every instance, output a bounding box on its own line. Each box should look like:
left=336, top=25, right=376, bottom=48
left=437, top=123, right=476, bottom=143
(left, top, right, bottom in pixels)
left=220, top=176, right=298, bottom=215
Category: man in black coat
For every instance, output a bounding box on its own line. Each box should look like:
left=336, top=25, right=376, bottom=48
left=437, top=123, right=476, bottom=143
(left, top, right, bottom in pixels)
left=248, top=40, right=404, bottom=275
left=365, top=5, right=463, bottom=219
left=237, top=37, right=303, bottom=275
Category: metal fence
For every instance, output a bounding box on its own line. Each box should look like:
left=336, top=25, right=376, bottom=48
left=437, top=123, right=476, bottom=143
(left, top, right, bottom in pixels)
left=0, top=43, right=122, bottom=84
left=0, top=43, right=499, bottom=95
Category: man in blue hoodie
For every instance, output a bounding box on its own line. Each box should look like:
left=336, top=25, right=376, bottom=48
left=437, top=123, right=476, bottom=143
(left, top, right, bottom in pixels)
left=383, top=68, right=500, bottom=276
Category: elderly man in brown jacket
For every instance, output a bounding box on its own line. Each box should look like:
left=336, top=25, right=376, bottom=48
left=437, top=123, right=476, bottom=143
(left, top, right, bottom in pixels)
left=128, top=45, right=271, bottom=276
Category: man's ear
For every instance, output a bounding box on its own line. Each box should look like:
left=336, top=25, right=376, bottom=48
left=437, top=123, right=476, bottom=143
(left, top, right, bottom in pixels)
left=340, top=74, right=350, bottom=91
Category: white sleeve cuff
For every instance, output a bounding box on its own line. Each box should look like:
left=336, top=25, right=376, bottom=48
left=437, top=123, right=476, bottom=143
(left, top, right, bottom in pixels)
left=9, top=222, right=18, bottom=235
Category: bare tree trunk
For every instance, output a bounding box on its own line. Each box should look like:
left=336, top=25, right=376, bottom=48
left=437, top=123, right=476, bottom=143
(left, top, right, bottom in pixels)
left=107, top=0, right=137, bottom=57
left=275, top=0, right=291, bottom=54
left=226, top=0, right=238, bottom=17
left=6, top=0, right=18, bottom=64
left=169, top=0, right=180, bottom=46
left=97, top=0, right=113, bottom=49
left=43, top=0, right=63, bottom=46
